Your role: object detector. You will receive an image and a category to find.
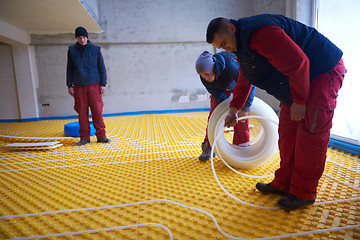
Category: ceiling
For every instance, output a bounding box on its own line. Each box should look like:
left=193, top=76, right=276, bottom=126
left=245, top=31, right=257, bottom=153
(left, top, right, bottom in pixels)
left=0, top=0, right=102, bottom=34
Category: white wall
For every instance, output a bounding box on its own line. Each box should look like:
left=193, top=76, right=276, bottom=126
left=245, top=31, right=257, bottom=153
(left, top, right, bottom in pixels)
left=0, top=19, right=30, bottom=45
left=12, top=45, right=39, bottom=119
left=0, top=42, right=39, bottom=120
left=0, top=44, right=19, bottom=119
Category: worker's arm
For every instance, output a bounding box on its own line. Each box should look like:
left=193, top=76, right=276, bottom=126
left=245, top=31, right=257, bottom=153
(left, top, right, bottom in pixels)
left=225, top=72, right=253, bottom=127
left=250, top=26, right=310, bottom=121
left=241, top=85, right=256, bottom=112
left=66, top=49, right=75, bottom=97
left=201, top=77, right=228, bottom=103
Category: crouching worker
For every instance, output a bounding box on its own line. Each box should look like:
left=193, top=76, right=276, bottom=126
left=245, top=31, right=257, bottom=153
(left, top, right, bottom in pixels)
left=66, top=26, right=111, bottom=146
left=195, top=50, right=256, bottom=161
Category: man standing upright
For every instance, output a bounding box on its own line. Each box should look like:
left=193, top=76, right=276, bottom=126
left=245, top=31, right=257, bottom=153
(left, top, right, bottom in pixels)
left=67, top=26, right=111, bottom=146
left=206, top=14, right=346, bottom=210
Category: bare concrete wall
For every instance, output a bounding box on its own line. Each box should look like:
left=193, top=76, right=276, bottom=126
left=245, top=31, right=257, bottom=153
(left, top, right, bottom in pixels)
left=253, top=0, right=286, bottom=15
left=32, top=0, right=254, bottom=117
left=31, top=0, right=315, bottom=118
left=1, top=0, right=315, bottom=119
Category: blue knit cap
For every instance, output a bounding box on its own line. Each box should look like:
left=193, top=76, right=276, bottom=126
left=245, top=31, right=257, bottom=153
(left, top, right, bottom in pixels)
left=195, top=51, right=215, bottom=74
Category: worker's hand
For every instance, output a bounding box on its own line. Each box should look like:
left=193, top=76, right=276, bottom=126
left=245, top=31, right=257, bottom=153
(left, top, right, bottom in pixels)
left=68, top=87, right=75, bottom=97
left=224, top=107, right=238, bottom=128
left=100, top=86, right=106, bottom=94
left=290, top=102, right=306, bottom=121
left=237, top=110, right=248, bottom=123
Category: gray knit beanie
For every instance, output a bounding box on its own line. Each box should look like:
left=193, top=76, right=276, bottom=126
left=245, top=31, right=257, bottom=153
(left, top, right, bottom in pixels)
left=195, top=51, right=215, bottom=74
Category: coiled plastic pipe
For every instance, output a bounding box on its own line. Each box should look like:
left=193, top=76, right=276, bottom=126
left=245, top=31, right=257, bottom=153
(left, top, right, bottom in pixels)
left=207, top=97, right=279, bottom=169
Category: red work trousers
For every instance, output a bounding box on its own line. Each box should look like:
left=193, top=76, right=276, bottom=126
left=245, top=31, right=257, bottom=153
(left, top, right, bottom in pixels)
left=272, top=59, right=346, bottom=200
left=74, top=84, right=106, bottom=140
left=204, top=91, right=250, bottom=146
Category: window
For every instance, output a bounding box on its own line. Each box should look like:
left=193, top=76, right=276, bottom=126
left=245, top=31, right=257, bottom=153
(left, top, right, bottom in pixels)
left=317, top=0, right=360, bottom=146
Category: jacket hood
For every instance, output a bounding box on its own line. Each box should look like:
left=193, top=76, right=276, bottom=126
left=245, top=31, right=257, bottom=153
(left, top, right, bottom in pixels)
left=213, top=54, right=226, bottom=77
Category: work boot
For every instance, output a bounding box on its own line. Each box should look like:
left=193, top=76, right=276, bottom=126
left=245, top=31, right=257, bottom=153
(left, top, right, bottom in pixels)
left=76, top=139, right=90, bottom=146
left=256, top=182, right=286, bottom=196
left=277, top=194, right=315, bottom=211
left=199, top=141, right=215, bottom=162
left=97, top=137, right=111, bottom=143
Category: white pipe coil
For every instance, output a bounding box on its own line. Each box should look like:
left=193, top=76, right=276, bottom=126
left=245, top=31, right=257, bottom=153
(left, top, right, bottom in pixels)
left=207, top=96, right=279, bottom=169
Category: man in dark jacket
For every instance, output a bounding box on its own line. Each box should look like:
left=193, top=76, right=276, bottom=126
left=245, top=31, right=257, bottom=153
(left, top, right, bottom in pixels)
left=67, top=26, right=111, bottom=146
left=195, top=50, right=256, bottom=161
left=206, top=14, right=346, bottom=210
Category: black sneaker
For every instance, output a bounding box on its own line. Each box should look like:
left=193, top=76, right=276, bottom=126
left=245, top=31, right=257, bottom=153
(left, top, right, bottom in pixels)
left=97, top=137, right=111, bottom=143
left=256, top=182, right=286, bottom=196
left=76, top=139, right=90, bottom=146
left=199, top=142, right=215, bottom=162
left=277, top=194, right=315, bottom=211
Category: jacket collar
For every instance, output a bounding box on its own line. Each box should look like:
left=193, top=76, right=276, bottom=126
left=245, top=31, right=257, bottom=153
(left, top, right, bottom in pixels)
left=213, top=54, right=226, bottom=77
left=75, top=40, right=92, bottom=48
left=230, top=19, right=242, bottom=53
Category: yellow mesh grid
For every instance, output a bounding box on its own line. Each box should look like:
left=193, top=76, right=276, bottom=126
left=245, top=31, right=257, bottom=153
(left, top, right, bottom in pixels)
left=0, top=112, right=359, bottom=239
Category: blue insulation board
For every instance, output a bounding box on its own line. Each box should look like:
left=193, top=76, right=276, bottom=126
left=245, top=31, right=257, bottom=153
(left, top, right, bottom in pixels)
left=328, top=138, right=360, bottom=157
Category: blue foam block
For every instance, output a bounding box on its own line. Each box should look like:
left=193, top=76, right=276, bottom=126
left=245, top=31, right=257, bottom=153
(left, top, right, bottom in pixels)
left=64, top=121, right=96, bottom=137
left=328, top=138, right=360, bottom=157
